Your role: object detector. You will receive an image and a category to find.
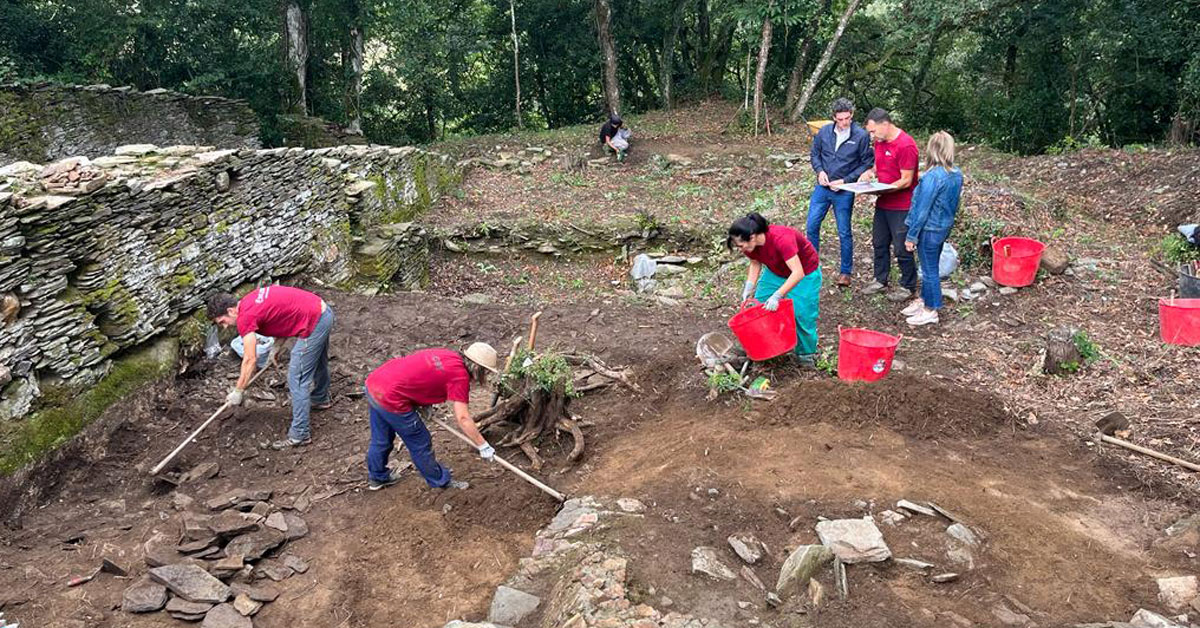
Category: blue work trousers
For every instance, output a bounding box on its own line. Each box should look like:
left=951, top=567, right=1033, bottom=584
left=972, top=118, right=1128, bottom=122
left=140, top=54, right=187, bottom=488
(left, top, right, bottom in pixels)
left=917, top=229, right=950, bottom=310
left=365, top=390, right=452, bottom=487
left=805, top=185, right=856, bottom=275
left=286, top=307, right=334, bottom=441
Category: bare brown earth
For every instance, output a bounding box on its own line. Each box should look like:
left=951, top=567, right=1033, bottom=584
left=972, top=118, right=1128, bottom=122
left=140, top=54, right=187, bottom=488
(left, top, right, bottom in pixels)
left=2, top=102, right=1200, bottom=627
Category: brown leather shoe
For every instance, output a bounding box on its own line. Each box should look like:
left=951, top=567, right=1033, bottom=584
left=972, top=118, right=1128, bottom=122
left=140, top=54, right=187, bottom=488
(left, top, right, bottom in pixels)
left=836, top=274, right=852, bottom=288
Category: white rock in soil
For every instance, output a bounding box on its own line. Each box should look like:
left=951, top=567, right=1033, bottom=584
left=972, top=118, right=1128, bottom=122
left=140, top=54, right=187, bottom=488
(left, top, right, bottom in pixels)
left=896, top=500, right=937, bottom=517
left=999, top=286, right=1018, bottom=295
left=488, top=585, right=541, bottom=625
left=879, top=510, right=906, bottom=526
left=1130, top=608, right=1187, bottom=628
left=616, top=498, right=646, bottom=513
left=942, top=288, right=959, bottom=303
left=1157, top=575, right=1199, bottom=610
left=991, top=604, right=1031, bottom=626
left=657, top=285, right=686, bottom=299
left=727, top=533, right=765, bottom=564
left=775, top=544, right=833, bottom=596
left=947, top=523, right=982, bottom=547
left=969, top=281, right=988, bottom=292
left=655, top=263, right=688, bottom=275
left=691, top=546, right=737, bottom=581
left=894, top=558, right=935, bottom=570
left=815, top=517, right=892, bottom=563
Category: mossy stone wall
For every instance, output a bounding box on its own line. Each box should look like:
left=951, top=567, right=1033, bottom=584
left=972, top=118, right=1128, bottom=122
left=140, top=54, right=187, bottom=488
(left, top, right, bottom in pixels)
left=0, top=83, right=261, bottom=165
left=0, top=142, right=460, bottom=425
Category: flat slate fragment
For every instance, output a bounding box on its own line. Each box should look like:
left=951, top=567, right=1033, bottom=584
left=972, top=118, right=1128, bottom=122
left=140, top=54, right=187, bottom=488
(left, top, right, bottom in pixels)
left=122, top=576, right=169, bottom=613
left=202, top=602, right=252, bottom=628
left=149, top=563, right=231, bottom=604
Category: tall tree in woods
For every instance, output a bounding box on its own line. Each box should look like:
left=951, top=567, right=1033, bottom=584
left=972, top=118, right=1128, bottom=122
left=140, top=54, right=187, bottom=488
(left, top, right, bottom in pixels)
left=751, top=3, right=774, bottom=134
left=283, top=0, right=310, bottom=114
left=783, top=0, right=831, bottom=111
left=790, top=0, right=861, bottom=122
left=594, top=0, right=621, bottom=115
left=509, top=0, right=523, bottom=128
left=342, top=0, right=365, bottom=134
left=660, top=0, right=688, bottom=109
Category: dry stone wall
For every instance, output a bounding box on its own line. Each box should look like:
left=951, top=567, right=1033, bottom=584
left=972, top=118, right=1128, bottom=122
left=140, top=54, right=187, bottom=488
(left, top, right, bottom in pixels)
left=0, top=83, right=261, bottom=165
left=0, top=142, right=459, bottom=421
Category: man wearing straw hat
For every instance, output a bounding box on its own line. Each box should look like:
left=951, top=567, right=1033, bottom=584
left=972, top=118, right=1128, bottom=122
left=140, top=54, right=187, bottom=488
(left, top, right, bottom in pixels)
left=363, top=343, right=500, bottom=491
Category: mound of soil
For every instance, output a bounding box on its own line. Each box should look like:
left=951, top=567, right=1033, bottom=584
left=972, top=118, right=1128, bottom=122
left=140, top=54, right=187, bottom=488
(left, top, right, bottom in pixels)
left=758, top=374, right=1015, bottom=439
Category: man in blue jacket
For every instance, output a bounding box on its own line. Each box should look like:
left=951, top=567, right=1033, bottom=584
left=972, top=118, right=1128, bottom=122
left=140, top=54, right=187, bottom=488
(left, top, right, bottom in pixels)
left=806, top=98, right=875, bottom=288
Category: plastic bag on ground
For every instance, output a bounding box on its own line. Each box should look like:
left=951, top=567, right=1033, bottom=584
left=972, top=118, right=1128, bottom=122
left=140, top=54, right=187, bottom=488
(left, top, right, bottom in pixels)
left=232, top=334, right=275, bottom=368
left=939, top=242, right=959, bottom=279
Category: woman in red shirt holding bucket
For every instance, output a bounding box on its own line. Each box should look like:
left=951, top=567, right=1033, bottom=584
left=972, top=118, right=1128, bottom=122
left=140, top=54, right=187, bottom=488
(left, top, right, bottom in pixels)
left=727, top=212, right=822, bottom=365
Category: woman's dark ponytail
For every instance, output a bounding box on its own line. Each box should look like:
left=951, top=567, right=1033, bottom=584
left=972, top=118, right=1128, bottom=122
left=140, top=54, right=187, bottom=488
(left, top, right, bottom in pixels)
left=726, top=212, right=770, bottom=250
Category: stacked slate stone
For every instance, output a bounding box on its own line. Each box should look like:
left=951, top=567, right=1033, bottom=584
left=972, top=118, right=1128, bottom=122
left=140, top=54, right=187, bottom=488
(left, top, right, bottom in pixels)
left=0, top=82, right=261, bottom=165
left=0, top=142, right=460, bottom=421
left=122, top=487, right=311, bottom=626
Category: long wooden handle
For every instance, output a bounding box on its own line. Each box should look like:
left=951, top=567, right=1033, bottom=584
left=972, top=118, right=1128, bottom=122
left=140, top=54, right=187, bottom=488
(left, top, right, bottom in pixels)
left=150, top=363, right=274, bottom=475
left=527, top=312, right=543, bottom=352
left=431, top=416, right=565, bottom=502
left=1101, top=434, right=1200, bottom=473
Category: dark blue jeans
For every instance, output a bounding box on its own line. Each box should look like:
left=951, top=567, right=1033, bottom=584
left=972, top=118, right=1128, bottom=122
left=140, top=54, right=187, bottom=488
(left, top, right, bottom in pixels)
left=805, top=185, right=856, bottom=275
left=287, top=307, right=334, bottom=441
left=365, top=390, right=451, bottom=487
left=917, top=229, right=949, bottom=310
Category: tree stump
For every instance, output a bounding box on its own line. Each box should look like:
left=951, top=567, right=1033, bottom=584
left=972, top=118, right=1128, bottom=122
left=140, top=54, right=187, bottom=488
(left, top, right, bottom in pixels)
left=1043, top=327, right=1082, bottom=375
left=474, top=353, right=581, bottom=470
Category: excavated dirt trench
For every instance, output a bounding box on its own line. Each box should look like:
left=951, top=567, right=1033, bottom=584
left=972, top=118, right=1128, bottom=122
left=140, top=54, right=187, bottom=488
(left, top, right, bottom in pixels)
left=0, top=289, right=1194, bottom=627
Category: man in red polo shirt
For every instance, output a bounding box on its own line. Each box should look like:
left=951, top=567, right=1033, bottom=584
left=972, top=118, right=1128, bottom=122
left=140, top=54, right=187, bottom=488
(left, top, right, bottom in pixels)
left=858, top=108, right=919, bottom=302
left=207, top=285, right=335, bottom=449
left=363, top=343, right=499, bottom=491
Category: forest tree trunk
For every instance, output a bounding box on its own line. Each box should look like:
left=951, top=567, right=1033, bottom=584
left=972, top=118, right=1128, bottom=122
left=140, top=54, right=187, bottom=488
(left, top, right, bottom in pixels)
left=594, top=0, right=621, bottom=116
left=283, top=0, right=309, bottom=115
left=784, top=0, right=831, bottom=112
left=752, top=13, right=774, bottom=135
left=660, top=0, right=688, bottom=110
left=344, top=24, right=364, bottom=134
left=509, top=0, right=523, bottom=128
left=790, top=0, right=861, bottom=122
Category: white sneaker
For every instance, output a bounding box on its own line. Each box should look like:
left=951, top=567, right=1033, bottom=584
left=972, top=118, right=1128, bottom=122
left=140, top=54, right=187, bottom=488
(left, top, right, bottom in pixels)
left=900, top=299, right=923, bottom=317
left=906, top=308, right=939, bottom=326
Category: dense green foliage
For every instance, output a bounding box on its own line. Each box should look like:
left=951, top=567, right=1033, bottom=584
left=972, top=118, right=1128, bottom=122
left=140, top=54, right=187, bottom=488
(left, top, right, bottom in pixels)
left=1, top=0, right=1196, bottom=152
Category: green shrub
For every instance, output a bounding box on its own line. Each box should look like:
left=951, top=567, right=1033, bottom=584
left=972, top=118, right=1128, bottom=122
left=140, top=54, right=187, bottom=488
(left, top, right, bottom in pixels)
left=1163, top=233, right=1200, bottom=264
left=707, top=370, right=742, bottom=393
left=954, top=216, right=1008, bottom=269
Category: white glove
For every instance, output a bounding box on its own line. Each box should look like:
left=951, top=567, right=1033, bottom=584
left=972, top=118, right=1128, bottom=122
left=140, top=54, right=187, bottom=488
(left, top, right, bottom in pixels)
left=478, top=443, right=496, bottom=461
left=763, top=294, right=782, bottom=312
left=741, top=279, right=756, bottom=302
left=226, top=388, right=244, bottom=406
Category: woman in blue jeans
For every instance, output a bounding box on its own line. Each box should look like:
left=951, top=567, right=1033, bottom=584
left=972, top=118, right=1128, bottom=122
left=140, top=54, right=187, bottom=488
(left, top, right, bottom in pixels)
left=901, top=131, right=963, bottom=326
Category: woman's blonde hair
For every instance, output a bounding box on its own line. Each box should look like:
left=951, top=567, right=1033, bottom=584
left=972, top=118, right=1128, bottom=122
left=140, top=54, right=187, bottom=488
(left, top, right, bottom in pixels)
left=926, top=131, right=956, bottom=168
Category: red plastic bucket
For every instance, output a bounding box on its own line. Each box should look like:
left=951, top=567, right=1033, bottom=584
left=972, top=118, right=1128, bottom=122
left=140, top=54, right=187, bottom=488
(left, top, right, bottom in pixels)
left=728, top=299, right=797, bottom=361
left=1159, top=298, right=1200, bottom=346
left=992, top=237, right=1046, bottom=287
left=837, top=327, right=902, bottom=382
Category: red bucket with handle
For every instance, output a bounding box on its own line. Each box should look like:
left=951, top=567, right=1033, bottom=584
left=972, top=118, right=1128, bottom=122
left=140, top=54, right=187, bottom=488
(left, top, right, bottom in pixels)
left=728, top=299, right=797, bottom=361
left=1159, top=297, right=1200, bottom=346
left=837, top=326, right=902, bottom=382
left=992, top=237, right=1046, bottom=287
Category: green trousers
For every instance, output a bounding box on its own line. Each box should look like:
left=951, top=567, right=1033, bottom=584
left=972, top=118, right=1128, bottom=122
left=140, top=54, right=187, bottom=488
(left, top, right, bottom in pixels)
left=755, top=267, right=822, bottom=356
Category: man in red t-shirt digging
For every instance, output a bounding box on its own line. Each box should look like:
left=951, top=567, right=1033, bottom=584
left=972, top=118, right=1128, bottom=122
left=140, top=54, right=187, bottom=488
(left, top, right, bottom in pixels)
left=207, top=285, right=335, bottom=449
left=363, top=344, right=500, bottom=491
left=857, top=108, right=919, bottom=302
